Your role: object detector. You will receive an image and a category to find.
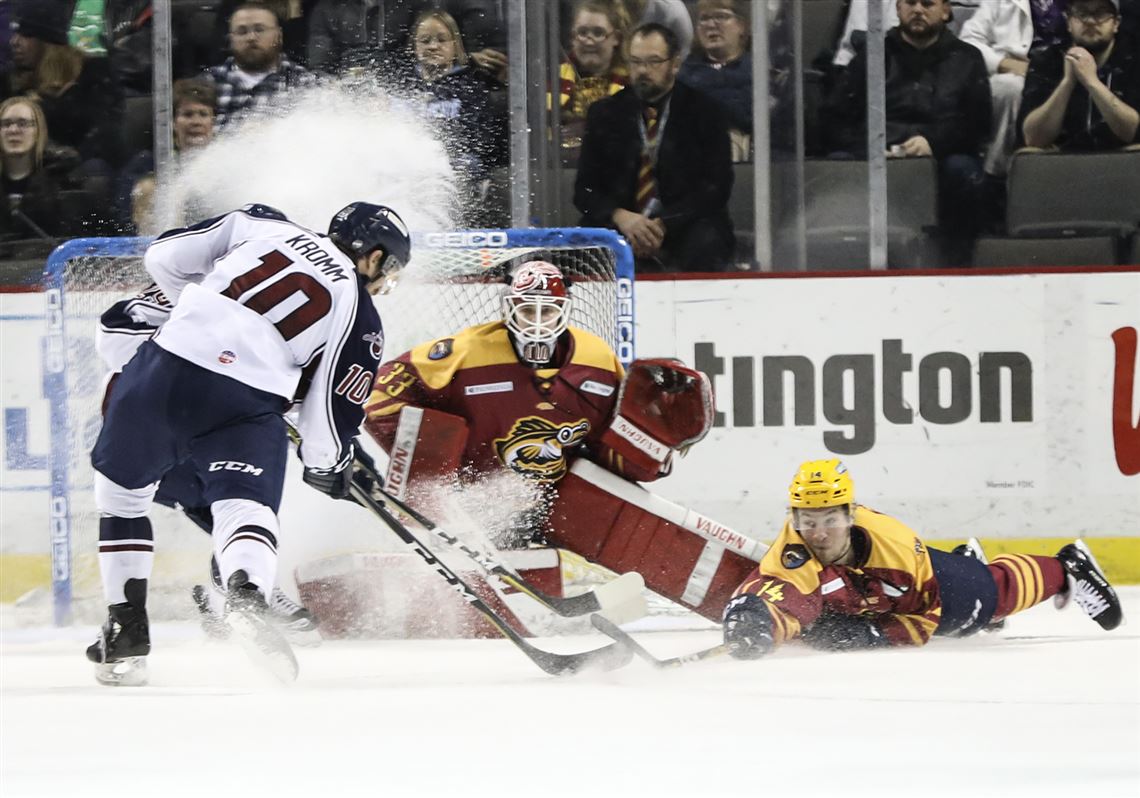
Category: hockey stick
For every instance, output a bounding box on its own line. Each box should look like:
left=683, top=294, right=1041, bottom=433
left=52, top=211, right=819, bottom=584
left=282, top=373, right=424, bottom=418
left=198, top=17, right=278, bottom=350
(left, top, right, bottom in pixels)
left=590, top=614, right=729, bottom=669
left=286, top=421, right=645, bottom=620
left=350, top=479, right=633, bottom=675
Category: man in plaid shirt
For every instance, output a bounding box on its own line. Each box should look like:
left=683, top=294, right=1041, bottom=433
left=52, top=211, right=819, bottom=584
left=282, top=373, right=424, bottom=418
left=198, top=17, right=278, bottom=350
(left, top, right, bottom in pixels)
left=204, top=1, right=317, bottom=130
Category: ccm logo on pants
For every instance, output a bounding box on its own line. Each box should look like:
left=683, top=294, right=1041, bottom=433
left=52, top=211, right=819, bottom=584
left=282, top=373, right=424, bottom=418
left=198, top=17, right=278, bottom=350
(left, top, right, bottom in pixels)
left=208, top=461, right=264, bottom=476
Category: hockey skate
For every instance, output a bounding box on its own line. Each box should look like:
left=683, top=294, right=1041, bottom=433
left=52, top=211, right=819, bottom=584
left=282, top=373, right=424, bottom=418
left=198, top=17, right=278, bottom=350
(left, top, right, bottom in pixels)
left=85, top=579, right=150, bottom=687
left=193, top=559, right=320, bottom=645
left=1054, top=540, right=1124, bottom=631
left=223, top=570, right=299, bottom=683
left=952, top=537, right=1005, bottom=632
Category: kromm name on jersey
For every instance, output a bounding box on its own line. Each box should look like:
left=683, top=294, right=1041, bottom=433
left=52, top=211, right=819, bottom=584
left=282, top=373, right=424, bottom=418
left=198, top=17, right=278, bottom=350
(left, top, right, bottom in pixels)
left=285, top=234, right=349, bottom=282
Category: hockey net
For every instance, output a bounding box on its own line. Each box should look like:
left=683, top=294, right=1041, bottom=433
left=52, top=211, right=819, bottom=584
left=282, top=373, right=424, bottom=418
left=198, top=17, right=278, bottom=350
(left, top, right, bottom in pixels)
left=39, top=228, right=635, bottom=627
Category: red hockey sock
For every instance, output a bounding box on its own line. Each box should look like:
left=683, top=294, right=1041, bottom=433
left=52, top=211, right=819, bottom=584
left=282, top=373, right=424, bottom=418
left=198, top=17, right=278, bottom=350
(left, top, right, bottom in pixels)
left=988, top=554, right=1066, bottom=620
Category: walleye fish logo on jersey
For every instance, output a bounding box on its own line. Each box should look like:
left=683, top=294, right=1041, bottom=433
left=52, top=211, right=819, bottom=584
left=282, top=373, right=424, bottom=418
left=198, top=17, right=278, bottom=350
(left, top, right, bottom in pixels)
left=494, top=416, right=590, bottom=482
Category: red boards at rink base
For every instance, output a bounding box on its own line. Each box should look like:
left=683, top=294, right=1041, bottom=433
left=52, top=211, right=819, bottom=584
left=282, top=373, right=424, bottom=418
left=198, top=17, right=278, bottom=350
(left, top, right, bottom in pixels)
left=295, top=550, right=562, bottom=639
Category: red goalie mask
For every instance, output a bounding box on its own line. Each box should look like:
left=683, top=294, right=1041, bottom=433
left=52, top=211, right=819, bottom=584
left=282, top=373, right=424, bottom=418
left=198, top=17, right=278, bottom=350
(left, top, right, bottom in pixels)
left=503, top=261, right=572, bottom=365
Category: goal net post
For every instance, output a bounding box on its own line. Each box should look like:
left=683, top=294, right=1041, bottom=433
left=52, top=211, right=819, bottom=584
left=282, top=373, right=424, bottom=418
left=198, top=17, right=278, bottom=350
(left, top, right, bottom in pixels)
left=41, top=228, right=635, bottom=626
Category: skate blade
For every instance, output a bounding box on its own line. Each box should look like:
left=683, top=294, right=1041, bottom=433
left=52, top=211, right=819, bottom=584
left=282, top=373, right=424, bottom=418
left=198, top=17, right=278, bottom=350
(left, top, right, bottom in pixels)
left=225, top=610, right=299, bottom=684
left=280, top=623, right=323, bottom=648
left=192, top=585, right=232, bottom=640
left=94, top=657, right=148, bottom=687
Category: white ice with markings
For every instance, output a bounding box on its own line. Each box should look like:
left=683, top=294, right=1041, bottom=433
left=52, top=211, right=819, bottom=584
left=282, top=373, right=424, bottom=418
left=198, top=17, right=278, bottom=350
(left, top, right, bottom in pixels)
left=2, top=588, right=1138, bottom=798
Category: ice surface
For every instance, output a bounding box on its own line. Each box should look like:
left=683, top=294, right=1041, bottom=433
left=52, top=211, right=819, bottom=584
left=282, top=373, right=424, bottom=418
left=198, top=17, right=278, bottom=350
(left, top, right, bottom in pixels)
left=2, top=589, right=1138, bottom=798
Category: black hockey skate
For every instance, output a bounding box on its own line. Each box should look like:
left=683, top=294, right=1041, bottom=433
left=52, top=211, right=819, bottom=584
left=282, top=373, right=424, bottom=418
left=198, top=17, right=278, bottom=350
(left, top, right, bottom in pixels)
left=85, top=578, right=150, bottom=687
left=193, top=556, right=320, bottom=645
left=1055, top=540, right=1124, bottom=631
left=223, top=570, right=299, bottom=683
left=952, top=537, right=1005, bottom=632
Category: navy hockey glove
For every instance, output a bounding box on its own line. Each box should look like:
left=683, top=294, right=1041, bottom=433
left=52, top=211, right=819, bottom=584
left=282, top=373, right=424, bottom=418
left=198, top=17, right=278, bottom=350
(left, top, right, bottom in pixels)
left=303, top=449, right=354, bottom=500
left=722, top=594, right=775, bottom=660
left=801, top=612, right=888, bottom=651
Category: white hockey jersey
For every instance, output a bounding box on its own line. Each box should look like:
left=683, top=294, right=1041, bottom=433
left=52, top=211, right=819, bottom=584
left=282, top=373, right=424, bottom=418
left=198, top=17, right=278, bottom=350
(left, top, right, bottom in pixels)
left=143, top=205, right=384, bottom=470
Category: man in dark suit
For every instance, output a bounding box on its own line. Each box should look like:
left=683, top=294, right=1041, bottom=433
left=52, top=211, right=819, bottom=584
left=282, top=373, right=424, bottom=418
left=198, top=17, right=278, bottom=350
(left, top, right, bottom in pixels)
left=574, top=22, right=735, bottom=273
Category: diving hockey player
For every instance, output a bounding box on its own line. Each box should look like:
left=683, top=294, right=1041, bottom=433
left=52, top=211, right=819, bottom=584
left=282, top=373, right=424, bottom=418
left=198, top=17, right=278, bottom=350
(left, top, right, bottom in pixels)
left=722, top=459, right=1125, bottom=659
left=86, top=201, right=411, bottom=685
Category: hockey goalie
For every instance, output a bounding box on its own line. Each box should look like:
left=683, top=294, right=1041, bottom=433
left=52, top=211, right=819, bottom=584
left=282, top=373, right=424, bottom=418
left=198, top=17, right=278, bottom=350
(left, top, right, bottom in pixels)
left=303, top=261, right=762, bottom=635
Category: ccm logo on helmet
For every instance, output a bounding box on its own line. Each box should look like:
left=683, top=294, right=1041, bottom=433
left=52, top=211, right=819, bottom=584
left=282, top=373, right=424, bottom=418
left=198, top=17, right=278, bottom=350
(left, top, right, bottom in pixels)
left=422, top=231, right=509, bottom=249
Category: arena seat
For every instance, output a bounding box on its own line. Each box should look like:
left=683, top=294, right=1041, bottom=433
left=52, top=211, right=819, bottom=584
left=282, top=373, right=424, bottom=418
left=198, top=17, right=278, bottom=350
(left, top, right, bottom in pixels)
left=972, top=236, right=1119, bottom=268
left=773, top=157, right=938, bottom=269
left=1006, top=151, right=1140, bottom=238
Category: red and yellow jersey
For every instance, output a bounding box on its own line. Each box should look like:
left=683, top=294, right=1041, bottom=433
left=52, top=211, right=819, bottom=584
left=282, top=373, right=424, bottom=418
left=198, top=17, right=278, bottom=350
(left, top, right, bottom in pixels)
left=733, top=506, right=942, bottom=647
left=364, top=321, right=663, bottom=483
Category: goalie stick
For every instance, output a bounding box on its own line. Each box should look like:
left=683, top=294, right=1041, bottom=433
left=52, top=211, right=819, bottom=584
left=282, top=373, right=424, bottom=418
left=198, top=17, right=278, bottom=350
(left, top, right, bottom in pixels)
left=287, top=424, right=634, bottom=675
left=590, top=614, right=728, bottom=669
left=350, top=478, right=634, bottom=675
left=287, top=421, right=645, bottom=621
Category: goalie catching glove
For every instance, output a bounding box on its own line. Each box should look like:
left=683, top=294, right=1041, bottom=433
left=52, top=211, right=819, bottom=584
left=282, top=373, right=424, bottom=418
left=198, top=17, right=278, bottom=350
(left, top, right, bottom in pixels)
left=601, top=358, right=714, bottom=477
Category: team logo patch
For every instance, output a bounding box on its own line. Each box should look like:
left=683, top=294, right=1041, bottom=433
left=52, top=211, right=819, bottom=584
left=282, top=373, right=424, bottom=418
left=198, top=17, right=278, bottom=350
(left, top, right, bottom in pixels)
left=781, top=544, right=810, bottom=570
left=494, top=416, right=590, bottom=482
left=363, top=331, right=385, bottom=360
left=465, top=381, right=513, bottom=396
left=218, top=350, right=236, bottom=365
left=428, top=339, right=453, bottom=360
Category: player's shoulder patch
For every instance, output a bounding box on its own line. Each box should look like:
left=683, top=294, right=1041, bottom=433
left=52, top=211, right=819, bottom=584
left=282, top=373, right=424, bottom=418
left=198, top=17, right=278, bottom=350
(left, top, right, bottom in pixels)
left=781, top=543, right=810, bottom=570
left=428, top=339, right=454, bottom=360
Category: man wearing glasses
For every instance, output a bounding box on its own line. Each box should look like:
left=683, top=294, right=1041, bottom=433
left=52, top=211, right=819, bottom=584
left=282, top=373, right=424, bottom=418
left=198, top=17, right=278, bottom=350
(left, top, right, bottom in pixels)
left=204, top=1, right=316, bottom=130
left=574, top=22, right=734, bottom=272
left=1021, top=0, right=1140, bottom=149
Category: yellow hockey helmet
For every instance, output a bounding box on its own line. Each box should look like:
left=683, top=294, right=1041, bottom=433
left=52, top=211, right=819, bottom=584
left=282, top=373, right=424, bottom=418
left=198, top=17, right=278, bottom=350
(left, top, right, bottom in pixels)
left=788, top=459, right=854, bottom=509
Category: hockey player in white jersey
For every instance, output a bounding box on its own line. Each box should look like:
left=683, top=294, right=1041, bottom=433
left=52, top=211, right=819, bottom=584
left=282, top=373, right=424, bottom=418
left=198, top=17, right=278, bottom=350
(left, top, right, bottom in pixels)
left=86, top=202, right=411, bottom=685
left=96, top=284, right=319, bottom=641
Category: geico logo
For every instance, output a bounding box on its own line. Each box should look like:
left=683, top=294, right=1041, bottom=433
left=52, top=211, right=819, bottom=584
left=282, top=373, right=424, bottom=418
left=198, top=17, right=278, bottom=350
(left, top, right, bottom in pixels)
left=695, top=338, right=1034, bottom=456
left=208, top=461, right=264, bottom=475
left=422, top=231, right=509, bottom=248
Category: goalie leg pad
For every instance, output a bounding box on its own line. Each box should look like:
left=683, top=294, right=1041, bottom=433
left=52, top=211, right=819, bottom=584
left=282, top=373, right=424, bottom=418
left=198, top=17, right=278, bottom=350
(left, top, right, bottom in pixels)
left=547, top=470, right=758, bottom=622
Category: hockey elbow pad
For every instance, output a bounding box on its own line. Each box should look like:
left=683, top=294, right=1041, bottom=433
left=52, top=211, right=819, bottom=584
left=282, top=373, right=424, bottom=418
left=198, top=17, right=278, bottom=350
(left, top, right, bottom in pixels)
left=800, top=612, right=887, bottom=651
left=722, top=594, right=775, bottom=660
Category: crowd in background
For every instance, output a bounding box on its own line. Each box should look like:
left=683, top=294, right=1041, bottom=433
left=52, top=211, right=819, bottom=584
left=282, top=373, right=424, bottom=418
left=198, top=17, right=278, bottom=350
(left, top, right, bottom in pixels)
left=0, top=0, right=1137, bottom=272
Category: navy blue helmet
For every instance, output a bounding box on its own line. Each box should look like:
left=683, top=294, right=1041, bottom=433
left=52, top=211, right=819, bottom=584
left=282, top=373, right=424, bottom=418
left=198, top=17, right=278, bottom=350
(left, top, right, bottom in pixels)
left=328, top=201, right=411, bottom=265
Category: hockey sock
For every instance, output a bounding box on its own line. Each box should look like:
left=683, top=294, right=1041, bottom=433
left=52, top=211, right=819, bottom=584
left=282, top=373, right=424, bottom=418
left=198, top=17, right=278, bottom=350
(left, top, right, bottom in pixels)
left=98, top=516, right=155, bottom=605
left=988, top=554, right=1066, bottom=620
left=218, top=525, right=278, bottom=595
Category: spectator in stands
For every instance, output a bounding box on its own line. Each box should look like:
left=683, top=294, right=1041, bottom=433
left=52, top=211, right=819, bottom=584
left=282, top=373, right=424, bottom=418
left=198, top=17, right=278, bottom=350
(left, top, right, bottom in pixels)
left=830, top=0, right=992, bottom=264
left=678, top=0, right=752, bottom=161
left=555, top=0, right=629, bottom=163
left=574, top=23, right=734, bottom=272
left=960, top=0, right=1071, bottom=177
left=621, top=0, right=694, bottom=58
left=218, top=0, right=312, bottom=67
left=833, top=0, right=983, bottom=68
left=0, top=97, right=66, bottom=240
left=5, top=0, right=122, bottom=167
left=386, top=9, right=507, bottom=225
left=204, top=1, right=317, bottom=130
left=1020, top=0, right=1140, bottom=150
left=114, top=79, right=218, bottom=233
